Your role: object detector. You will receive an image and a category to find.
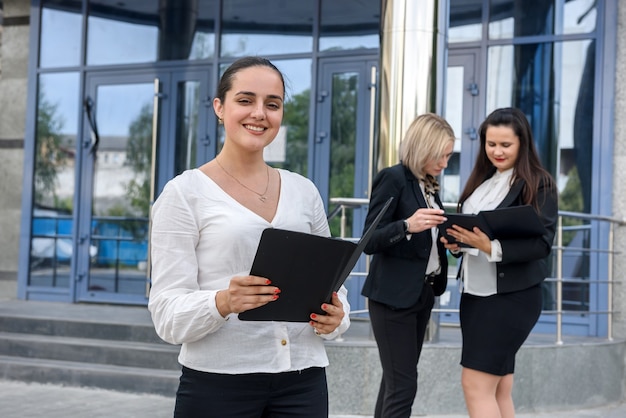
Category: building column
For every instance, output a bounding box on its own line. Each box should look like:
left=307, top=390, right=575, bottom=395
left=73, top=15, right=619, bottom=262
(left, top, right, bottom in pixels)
left=611, top=0, right=626, bottom=341
left=0, top=1, right=30, bottom=274
left=378, top=0, right=448, bottom=168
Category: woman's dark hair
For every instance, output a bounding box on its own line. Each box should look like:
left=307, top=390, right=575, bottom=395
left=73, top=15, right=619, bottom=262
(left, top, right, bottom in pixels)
left=215, top=56, right=285, bottom=103
left=458, top=107, right=555, bottom=211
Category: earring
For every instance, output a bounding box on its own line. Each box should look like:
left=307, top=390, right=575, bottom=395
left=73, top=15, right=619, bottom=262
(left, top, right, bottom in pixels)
left=218, top=117, right=223, bottom=125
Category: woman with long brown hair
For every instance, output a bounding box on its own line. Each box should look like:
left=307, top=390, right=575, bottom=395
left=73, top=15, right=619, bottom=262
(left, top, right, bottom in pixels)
left=443, top=107, right=558, bottom=418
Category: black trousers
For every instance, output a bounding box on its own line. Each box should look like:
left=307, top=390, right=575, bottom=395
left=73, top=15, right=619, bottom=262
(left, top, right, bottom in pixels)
left=368, top=285, right=435, bottom=418
left=174, top=366, right=328, bottom=418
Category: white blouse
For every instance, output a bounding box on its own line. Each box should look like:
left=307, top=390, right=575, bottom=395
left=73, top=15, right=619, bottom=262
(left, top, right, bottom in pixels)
left=459, top=168, right=514, bottom=296
left=148, top=168, right=350, bottom=374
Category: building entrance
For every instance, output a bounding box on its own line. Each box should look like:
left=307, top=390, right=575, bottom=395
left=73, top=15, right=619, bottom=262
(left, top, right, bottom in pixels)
left=27, top=67, right=213, bottom=304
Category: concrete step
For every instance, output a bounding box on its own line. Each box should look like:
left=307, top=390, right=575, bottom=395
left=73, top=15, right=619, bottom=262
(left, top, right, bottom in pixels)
left=0, top=332, right=179, bottom=370
left=0, top=299, right=623, bottom=415
left=0, top=300, right=180, bottom=396
left=0, top=354, right=178, bottom=396
left=0, top=311, right=163, bottom=344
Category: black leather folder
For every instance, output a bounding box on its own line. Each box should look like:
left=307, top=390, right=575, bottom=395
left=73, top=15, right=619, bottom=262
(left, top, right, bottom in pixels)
left=439, top=205, right=547, bottom=247
left=239, top=197, right=393, bottom=322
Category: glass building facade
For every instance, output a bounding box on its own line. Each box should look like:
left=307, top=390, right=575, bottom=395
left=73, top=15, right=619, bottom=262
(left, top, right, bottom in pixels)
left=18, top=0, right=617, bottom=337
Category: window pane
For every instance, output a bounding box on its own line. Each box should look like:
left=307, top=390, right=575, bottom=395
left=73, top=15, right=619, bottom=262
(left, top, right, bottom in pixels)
left=487, top=43, right=558, bottom=171
left=443, top=65, right=463, bottom=203
left=40, top=0, right=82, bottom=68
left=486, top=40, right=596, bottom=311
left=30, top=72, right=80, bottom=287
left=489, top=0, right=596, bottom=39
left=319, top=0, right=380, bottom=52
left=87, top=0, right=216, bottom=65
left=88, top=82, right=154, bottom=295
left=87, top=7, right=158, bottom=65
left=449, top=0, right=483, bottom=43
left=220, top=1, right=313, bottom=57
left=489, top=0, right=555, bottom=40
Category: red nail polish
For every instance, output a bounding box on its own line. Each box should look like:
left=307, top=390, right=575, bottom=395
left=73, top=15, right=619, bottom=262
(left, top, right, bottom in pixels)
left=265, top=279, right=271, bottom=285
left=274, top=288, right=281, bottom=294
left=322, top=304, right=327, bottom=310
left=272, top=294, right=279, bottom=300
left=311, top=313, right=317, bottom=319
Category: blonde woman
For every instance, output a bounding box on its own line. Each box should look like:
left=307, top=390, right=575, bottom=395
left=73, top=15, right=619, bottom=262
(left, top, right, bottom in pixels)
left=362, top=113, right=455, bottom=417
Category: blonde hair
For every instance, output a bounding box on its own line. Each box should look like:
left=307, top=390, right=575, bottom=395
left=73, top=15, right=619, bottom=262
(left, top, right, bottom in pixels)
left=399, top=113, right=456, bottom=178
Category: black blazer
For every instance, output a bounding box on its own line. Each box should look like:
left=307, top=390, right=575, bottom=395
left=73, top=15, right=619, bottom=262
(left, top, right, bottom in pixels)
left=458, top=171, right=558, bottom=294
left=361, top=164, right=448, bottom=309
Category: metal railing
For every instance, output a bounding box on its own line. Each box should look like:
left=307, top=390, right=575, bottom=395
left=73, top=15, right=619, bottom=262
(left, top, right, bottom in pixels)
left=329, top=197, right=626, bottom=343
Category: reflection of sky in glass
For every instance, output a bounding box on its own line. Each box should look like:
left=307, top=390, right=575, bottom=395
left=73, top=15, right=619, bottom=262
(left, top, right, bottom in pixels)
left=40, top=8, right=81, bottom=68
left=449, top=24, right=482, bottom=43
left=87, top=16, right=158, bottom=65
left=558, top=40, right=591, bottom=148
left=319, top=35, right=378, bottom=52
left=221, top=34, right=312, bottom=57
left=39, top=73, right=80, bottom=136
left=564, top=0, right=596, bottom=34
left=96, top=84, right=153, bottom=137
left=272, top=59, right=312, bottom=100
left=445, top=66, right=464, bottom=151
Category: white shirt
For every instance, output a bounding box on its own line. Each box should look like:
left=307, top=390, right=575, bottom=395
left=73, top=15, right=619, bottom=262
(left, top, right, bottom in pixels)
left=148, top=168, right=350, bottom=374
left=459, top=168, right=514, bottom=296
left=418, top=182, right=441, bottom=276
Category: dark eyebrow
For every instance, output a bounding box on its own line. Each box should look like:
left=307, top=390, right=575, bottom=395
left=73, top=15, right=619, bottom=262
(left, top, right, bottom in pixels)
left=235, top=90, right=283, bottom=102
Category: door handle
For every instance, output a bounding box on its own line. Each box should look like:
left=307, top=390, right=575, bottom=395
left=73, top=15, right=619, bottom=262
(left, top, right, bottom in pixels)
left=83, top=96, right=100, bottom=156
left=465, top=127, right=477, bottom=140
left=146, top=78, right=161, bottom=295
left=368, top=65, right=377, bottom=197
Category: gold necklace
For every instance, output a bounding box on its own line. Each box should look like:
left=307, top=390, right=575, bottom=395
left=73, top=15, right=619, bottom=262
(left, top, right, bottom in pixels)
left=215, top=157, right=270, bottom=202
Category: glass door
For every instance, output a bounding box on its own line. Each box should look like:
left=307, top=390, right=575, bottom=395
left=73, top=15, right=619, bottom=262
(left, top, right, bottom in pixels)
left=312, top=58, right=378, bottom=314
left=76, top=69, right=211, bottom=304
left=444, top=49, right=481, bottom=203
left=313, top=58, right=378, bottom=234
left=440, top=49, right=481, bottom=323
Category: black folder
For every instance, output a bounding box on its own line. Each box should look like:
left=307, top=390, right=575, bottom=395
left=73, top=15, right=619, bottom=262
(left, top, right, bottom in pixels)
left=438, top=205, right=547, bottom=248
left=239, top=197, right=393, bottom=322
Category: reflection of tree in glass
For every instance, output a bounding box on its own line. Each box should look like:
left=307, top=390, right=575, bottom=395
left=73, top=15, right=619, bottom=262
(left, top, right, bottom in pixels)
left=124, top=103, right=152, bottom=217
left=35, top=87, right=68, bottom=207
left=559, top=166, right=584, bottom=247
left=328, top=74, right=357, bottom=237
left=279, top=89, right=310, bottom=175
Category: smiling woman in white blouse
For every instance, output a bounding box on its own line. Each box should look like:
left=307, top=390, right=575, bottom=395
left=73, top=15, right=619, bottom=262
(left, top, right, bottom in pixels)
left=148, top=56, right=350, bottom=418
left=442, top=107, right=558, bottom=418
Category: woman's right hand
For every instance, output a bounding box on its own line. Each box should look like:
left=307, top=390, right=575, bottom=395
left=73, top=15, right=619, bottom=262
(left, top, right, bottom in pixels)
left=215, top=275, right=280, bottom=317
left=406, top=208, right=447, bottom=234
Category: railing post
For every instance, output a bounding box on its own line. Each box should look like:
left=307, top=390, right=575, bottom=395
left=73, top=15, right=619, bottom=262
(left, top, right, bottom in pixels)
left=556, top=215, right=563, bottom=345
left=606, top=222, right=615, bottom=341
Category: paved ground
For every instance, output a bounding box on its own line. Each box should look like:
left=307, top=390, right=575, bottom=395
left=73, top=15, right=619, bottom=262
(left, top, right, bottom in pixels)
left=1, top=274, right=625, bottom=417
left=0, top=379, right=625, bottom=418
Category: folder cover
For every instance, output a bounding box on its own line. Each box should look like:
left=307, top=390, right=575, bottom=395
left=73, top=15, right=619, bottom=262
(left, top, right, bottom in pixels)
left=239, top=197, right=393, bottom=322
left=439, top=205, right=546, bottom=247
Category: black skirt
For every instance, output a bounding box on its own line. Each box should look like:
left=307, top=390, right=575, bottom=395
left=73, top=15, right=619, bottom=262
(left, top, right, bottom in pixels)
left=459, top=283, right=542, bottom=376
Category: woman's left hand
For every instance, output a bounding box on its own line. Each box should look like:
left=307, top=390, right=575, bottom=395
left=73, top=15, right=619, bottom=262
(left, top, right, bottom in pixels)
left=309, top=292, right=345, bottom=335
